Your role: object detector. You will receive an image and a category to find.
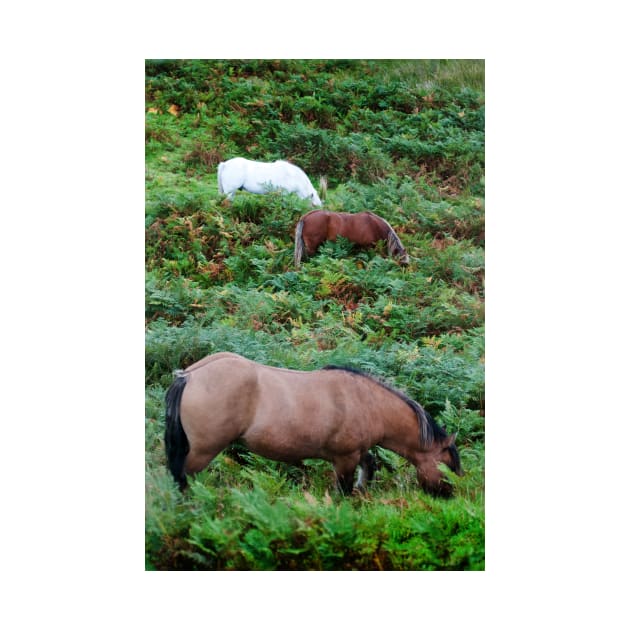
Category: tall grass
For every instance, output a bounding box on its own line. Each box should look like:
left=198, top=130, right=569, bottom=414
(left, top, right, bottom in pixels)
left=371, top=59, right=485, bottom=92
left=145, top=59, right=485, bottom=570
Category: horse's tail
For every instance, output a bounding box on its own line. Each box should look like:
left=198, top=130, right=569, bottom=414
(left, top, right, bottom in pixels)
left=164, top=371, right=190, bottom=490
left=217, top=162, right=225, bottom=195
left=294, top=218, right=306, bottom=267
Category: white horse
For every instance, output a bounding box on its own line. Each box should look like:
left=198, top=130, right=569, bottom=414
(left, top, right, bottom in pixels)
left=217, top=157, right=322, bottom=206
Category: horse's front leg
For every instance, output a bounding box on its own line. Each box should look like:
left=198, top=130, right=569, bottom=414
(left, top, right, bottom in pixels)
left=333, top=452, right=361, bottom=495
left=355, top=451, right=376, bottom=493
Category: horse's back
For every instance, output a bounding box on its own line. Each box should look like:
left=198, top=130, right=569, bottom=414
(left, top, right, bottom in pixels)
left=336, top=211, right=388, bottom=243
left=182, top=351, right=246, bottom=374
left=218, top=157, right=249, bottom=174
left=237, top=362, right=379, bottom=461
left=183, top=352, right=257, bottom=383
left=181, top=352, right=370, bottom=434
left=302, top=209, right=368, bottom=234
left=276, top=160, right=305, bottom=178
left=221, top=156, right=249, bottom=167
left=301, top=209, right=328, bottom=224
left=221, top=157, right=281, bottom=194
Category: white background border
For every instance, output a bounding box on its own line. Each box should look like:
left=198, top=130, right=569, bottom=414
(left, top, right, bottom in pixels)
left=2, top=1, right=629, bottom=627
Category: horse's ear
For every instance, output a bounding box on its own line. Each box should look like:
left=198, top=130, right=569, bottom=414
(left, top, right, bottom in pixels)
left=445, top=432, right=458, bottom=447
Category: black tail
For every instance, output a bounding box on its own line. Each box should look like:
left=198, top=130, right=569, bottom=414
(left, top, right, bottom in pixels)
left=164, top=373, right=190, bottom=490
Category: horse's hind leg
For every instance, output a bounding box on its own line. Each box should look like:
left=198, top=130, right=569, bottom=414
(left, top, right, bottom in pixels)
left=304, top=236, right=323, bottom=257
left=183, top=446, right=225, bottom=479
left=220, top=189, right=235, bottom=204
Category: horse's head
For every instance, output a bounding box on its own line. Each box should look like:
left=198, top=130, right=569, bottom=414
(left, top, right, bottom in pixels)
left=385, top=229, right=410, bottom=265
left=311, top=190, right=323, bottom=206
left=397, top=247, right=410, bottom=266
left=391, top=241, right=409, bottom=265
left=415, top=433, right=463, bottom=498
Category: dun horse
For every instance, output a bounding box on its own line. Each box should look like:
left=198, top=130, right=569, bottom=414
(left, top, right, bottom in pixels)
left=218, top=157, right=322, bottom=206
left=294, top=210, right=409, bottom=266
left=165, top=352, right=462, bottom=497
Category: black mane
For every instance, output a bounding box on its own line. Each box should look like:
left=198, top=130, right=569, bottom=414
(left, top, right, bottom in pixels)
left=321, top=365, right=448, bottom=448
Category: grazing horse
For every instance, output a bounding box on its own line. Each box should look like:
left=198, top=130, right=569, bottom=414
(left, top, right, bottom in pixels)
left=217, top=157, right=322, bottom=206
left=294, top=210, right=409, bottom=266
left=165, top=352, right=462, bottom=497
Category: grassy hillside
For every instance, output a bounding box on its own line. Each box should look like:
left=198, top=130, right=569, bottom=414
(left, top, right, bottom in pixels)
left=145, top=59, right=485, bottom=570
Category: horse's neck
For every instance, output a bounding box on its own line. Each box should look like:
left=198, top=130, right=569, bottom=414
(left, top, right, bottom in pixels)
left=376, top=395, right=422, bottom=461
left=374, top=216, right=392, bottom=240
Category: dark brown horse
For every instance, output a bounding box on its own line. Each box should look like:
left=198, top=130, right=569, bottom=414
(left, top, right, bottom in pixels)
left=165, top=352, right=462, bottom=497
left=293, top=210, right=409, bottom=266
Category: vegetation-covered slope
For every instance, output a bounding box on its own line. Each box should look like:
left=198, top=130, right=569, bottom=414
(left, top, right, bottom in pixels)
left=145, top=59, right=485, bottom=570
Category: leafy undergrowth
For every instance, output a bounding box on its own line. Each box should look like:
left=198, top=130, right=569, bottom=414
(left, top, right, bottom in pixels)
left=146, top=461, right=484, bottom=571
left=145, top=59, right=485, bottom=570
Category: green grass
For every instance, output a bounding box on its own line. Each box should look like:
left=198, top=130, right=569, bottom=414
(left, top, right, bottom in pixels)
left=365, top=59, right=485, bottom=92
left=145, top=59, right=485, bottom=570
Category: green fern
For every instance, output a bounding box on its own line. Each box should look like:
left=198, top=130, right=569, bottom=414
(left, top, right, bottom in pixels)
left=146, top=59, right=485, bottom=570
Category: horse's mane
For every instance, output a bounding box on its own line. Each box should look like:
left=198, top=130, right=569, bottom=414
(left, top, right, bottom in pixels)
left=365, top=212, right=405, bottom=257
left=386, top=228, right=405, bottom=256
left=321, top=365, right=447, bottom=449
